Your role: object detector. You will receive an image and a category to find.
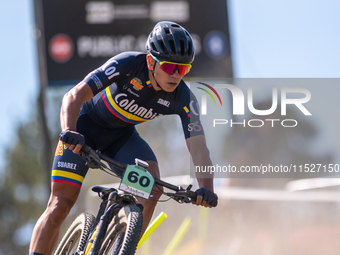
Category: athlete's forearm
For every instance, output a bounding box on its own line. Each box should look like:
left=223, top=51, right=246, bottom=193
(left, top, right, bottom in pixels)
left=186, top=135, right=215, bottom=192
left=60, top=91, right=82, bottom=131
left=196, top=176, right=214, bottom=192
left=60, top=82, right=94, bottom=131
left=193, top=153, right=214, bottom=192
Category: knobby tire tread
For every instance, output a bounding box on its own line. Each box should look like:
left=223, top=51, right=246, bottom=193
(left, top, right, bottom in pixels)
left=53, top=212, right=95, bottom=255
left=99, top=205, right=143, bottom=255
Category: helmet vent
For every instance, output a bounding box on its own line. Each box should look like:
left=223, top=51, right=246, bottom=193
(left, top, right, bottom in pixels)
left=164, top=27, right=170, bottom=34
left=158, top=40, right=167, bottom=54
left=188, top=41, right=192, bottom=56
left=169, top=39, right=176, bottom=54
left=171, top=24, right=180, bottom=28
left=180, top=39, right=185, bottom=56
left=150, top=42, right=157, bottom=52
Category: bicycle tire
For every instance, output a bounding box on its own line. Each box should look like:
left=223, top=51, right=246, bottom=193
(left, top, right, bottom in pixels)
left=99, top=205, right=143, bottom=255
left=53, top=212, right=95, bottom=255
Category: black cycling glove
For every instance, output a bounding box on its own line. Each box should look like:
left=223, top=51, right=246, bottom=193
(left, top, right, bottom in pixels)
left=59, top=130, right=85, bottom=146
left=196, top=188, right=218, bottom=207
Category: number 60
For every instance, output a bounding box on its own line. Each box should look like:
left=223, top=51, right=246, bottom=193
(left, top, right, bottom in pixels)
left=127, top=171, right=151, bottom=188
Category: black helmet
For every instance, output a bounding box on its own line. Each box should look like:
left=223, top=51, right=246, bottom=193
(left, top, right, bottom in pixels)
left=146, top=21, right=195, bottom=64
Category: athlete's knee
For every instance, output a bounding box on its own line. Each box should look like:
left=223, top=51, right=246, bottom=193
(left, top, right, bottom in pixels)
left=151, top=184, right=163, bottom=200
left=139, top=185, right=162, bottom=211
left=45, top=193, right=77, bottom=227
left=145, top=161, right=162, bottom=197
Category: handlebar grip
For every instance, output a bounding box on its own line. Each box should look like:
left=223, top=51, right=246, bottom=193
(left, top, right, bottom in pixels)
left=81, top=144, right=91, bottom=153
left=194, top=189, right=218, bottom=207
left=189, top=191, right=197, bottom=201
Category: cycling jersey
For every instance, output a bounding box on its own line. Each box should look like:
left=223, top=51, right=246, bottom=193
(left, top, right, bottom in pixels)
left=52, top=51, right=203, bottom=188
left=82, top=51, right=203, bottom=139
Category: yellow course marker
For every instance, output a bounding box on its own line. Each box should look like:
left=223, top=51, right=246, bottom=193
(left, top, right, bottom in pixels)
left=199, top=207, right=209, bottom=239
left=162, top=217, right=192, bottom=255
left=137, top=212, right=168, bottom=250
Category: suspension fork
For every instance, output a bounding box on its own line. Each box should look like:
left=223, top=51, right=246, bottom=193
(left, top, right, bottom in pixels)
left=89, top=191, right=122, bottom=255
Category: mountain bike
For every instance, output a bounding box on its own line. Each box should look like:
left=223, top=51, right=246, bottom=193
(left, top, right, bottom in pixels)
left=53, top=145, right=197, bottom=255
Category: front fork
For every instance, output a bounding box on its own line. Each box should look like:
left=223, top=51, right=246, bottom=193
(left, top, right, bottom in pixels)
left=84, top=190, right=143, bottom=255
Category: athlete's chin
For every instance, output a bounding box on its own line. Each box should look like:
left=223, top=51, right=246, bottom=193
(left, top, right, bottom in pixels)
left=163, top=87, right=176, bottom=92
left=162, top=82, right=179, bottom=92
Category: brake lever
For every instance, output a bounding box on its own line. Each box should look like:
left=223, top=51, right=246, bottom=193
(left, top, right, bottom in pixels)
left=165, top=191, right=195, bottom=204
left=80, top=149, right=107, bottom=169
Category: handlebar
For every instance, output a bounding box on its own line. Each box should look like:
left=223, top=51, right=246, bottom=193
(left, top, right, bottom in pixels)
left=80, top=145, right=197, bottom=203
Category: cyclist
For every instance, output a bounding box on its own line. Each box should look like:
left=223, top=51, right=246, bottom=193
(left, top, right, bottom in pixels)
left=29, top=21, right=218, bottom=255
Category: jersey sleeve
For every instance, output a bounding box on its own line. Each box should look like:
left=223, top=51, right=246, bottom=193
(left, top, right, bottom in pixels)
left=178, top=85, right=205, bottom=139
left=82, top=52, right=140, bottom=95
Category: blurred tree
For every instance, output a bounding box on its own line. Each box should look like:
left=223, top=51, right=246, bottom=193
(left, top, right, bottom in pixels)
left=0, top=104, right=48, bottom=254
left=0, top=87, right=66, bottom=254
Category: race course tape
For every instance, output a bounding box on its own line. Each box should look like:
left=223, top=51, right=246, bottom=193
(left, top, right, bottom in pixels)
left=137, top=212, right=168, bottom=249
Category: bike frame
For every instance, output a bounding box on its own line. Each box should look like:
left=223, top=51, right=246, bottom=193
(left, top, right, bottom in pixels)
left=77, top=145, right=197, bottom=255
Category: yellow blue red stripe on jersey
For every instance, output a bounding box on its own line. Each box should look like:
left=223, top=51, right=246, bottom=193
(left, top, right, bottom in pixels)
left=183, top=106, right=191, bottom=118
left=102, top=87, right=148, bottom=124
left=52, top=170, right=84, bottom=188
left=147, top=80, right=152, bottom=88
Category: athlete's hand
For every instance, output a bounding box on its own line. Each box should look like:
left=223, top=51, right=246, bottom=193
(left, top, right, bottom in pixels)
left=193, top=188, right=218, bottom=208
left=59, top=130, right=85, bottom=154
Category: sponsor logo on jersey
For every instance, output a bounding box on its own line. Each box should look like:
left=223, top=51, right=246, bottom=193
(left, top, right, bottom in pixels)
left=157, top=98, right=170, bottom=107
left=183, top=106, right=190, bottom=118
left=188, top=121, right=202, bottom=132
left=92, top=74, right=103, bottom=90
left=127, top=88, right=140, bottom=97
left=55, top=141, right=64, bottom=156
left=131, top=78, right=143, bottom=91
left=102, top=88, right=163, bottom=124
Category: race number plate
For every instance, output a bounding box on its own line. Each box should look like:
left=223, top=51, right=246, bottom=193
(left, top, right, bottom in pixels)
left=119, top=165, right=155, bottom=199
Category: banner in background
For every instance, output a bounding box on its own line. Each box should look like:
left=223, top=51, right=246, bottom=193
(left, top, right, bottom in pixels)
left=41, top=0, right=233, bottom=85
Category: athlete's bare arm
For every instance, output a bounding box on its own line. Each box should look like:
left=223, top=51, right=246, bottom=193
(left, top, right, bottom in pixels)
left=60, top=81, right=93, bottom=153
left=186, top=134, right=215, bottom=207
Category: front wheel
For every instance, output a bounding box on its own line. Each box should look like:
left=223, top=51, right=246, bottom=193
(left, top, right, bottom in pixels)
left=99, top=205, right=143, bottom=255
left=53, top=212, right=95, bottom=255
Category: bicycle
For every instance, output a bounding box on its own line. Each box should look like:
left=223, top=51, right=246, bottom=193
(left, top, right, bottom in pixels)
left=53, top=145, right=198, bottom=255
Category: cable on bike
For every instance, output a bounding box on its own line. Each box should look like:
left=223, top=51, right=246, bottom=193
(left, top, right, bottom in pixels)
left=150, top=197, right=172, bottom=203
left=98, top=165, right=121, bottom=179
left=151, top=183, right=189, bottom=203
